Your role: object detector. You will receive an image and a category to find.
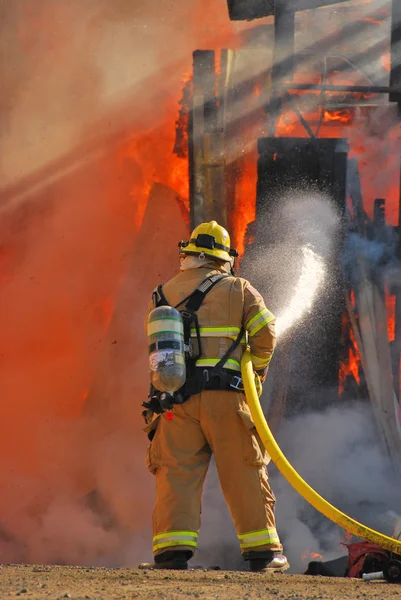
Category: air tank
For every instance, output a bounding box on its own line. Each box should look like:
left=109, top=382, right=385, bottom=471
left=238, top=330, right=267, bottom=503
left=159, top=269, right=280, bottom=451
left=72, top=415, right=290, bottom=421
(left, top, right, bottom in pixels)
left=147, top=305, right=186, bottom=393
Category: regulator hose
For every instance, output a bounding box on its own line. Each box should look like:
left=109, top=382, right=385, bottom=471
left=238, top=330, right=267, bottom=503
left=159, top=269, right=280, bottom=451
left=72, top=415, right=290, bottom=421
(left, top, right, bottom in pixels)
left=241, top=348, right=401, bottom=555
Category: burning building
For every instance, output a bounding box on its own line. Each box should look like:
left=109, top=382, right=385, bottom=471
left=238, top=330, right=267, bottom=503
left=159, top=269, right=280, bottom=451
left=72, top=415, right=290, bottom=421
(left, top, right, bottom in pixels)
left=183, top=0, right=401, bottom=480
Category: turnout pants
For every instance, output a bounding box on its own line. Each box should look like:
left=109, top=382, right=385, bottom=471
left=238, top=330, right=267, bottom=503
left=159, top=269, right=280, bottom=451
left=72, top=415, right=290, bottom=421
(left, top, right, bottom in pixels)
left=146, top=390, right=283, bottom=557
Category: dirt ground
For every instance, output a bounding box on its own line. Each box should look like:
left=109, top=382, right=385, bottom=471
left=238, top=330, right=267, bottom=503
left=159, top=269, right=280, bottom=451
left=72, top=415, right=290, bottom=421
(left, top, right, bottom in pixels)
left=1, top=565, right=401, bottom=600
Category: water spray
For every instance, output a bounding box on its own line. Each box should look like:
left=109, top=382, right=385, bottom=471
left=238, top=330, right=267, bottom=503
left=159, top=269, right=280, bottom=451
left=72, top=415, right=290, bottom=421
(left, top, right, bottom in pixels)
left=276, top=244, right=326, bottom=337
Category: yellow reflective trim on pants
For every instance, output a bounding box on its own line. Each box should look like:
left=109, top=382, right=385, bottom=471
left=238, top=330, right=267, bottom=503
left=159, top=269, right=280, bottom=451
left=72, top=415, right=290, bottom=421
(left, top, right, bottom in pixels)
left=238, top=528, right=280, bottom=549
left=152, top=531, right=198, bottom=552
left=153, top=540, right=198, bottom=551
left=246, top=309, right=275, bottom=337
left=196, top=358, right=241, bottom=371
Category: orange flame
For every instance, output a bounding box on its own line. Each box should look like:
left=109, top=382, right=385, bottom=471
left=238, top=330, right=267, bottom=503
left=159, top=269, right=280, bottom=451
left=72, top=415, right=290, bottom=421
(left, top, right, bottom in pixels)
left=231, top=151, right=257, bottom=257
left=339, top=310, right=361, bottom=395
left=386, top=292, right=396, bottom=343
left=302, top=550, right=324, bottom=561
left=323, top=109, right=354, bottom=124
left=381, top=52, right=391, bottom=72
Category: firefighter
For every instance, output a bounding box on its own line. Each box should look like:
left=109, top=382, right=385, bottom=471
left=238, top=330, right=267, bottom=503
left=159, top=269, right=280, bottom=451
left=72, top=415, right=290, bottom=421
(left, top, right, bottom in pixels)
left=142, top=220, right=289, bottom=573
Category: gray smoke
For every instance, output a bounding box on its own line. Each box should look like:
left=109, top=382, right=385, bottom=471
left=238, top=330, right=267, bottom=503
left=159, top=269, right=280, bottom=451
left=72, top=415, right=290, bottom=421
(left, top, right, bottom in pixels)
left=272, top=402, right=400, bottom=573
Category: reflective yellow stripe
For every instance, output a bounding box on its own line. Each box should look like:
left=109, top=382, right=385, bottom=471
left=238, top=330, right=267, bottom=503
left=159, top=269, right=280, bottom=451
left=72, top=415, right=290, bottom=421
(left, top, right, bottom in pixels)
left=153, top=530, right=199, bottom=541
left=238, top=528, right=280, bottom=549
left=251, top=354, right=272, bottom=369
left=190, top=326, right=240, bottom=337
left=153, top=540, right=198, bottom=551
left=196, top=358, right=241, bottom=371
left=246, top=309, right=275, bottom=337
left=148, top=319, right=183, bottom=336
left=190, top=327, right=246, bottom=343
left=153, top=531, right=198, bottom=552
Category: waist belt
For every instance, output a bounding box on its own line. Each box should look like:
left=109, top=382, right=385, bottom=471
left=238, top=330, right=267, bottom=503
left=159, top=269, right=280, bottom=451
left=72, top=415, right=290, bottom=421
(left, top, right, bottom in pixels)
left=183, top=366, right=244, bottom=396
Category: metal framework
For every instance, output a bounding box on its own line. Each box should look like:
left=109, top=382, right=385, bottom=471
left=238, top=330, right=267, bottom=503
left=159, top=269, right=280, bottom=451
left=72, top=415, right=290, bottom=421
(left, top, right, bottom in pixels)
left=228, top=0, right=401, bottom=113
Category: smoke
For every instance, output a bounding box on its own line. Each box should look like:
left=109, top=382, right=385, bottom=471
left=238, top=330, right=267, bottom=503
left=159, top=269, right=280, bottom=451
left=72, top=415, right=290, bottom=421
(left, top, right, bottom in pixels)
left=343, top=231, right=398, bottom=287
left=272, top=402, right=400, bottom=573
left=0, top=0, right=255, bottom=567
left=0, top=0, right=255, bottom=193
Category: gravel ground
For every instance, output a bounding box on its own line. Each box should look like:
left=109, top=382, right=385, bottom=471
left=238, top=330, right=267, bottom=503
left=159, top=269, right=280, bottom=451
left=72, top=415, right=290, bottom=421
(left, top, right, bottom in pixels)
left=1, top=565, right=401, bottom=600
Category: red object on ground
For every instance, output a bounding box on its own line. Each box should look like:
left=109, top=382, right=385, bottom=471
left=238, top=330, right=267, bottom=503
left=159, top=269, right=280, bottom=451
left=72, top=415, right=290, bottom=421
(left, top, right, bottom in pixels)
left=343, top=541, right=389, bottom=578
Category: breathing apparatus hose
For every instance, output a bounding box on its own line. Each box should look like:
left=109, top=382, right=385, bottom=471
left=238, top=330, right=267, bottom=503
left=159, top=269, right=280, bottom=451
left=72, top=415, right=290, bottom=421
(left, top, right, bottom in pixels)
left=241, top=348, right=401, bottom=555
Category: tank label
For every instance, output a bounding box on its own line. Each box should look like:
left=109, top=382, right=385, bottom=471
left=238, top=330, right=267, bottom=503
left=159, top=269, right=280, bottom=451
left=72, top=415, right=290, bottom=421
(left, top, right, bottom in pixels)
left=149, top=351, right=175, bottom=372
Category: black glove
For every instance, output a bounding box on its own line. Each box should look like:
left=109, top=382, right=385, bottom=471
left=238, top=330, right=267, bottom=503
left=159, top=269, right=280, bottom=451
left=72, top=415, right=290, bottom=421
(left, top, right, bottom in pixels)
left=142, top=393, right=164, bottom=415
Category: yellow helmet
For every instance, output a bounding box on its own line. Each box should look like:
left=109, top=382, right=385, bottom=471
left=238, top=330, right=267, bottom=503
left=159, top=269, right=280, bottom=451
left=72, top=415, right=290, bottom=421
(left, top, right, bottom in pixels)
left=179, top=221, right=238, bottom=262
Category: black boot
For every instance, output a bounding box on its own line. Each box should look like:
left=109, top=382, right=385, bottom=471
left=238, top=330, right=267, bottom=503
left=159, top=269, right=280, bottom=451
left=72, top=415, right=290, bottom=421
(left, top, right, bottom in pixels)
left=243, top=550, right=290, bottom=573
left=139, top=550, right=191, bottom=570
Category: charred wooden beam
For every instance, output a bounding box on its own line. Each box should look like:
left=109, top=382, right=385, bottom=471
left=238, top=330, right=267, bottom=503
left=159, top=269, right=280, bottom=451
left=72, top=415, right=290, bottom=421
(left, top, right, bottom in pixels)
left=347, top=159, right=366, bottom=235
left=189, top=50, right=227, bottom=229
left=390, top=0, right=401, bottom=111
left=373, top=198, right=386, bottom=228
left=287, top=83, right=401, bottom=94
left=227, top=0, right=274, bottom=21
left=272, top=0, right=295, bottom=85
left=227, top=0, right=350, bottom=21
left=394, top=160, right=401, bottom=401
left=189, top=51, right=207, bottom=228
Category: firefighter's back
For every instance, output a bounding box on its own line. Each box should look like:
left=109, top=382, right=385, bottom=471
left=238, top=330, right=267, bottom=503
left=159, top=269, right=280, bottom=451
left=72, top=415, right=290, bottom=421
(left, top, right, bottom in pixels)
left=163, top=265, right=246, bottom=374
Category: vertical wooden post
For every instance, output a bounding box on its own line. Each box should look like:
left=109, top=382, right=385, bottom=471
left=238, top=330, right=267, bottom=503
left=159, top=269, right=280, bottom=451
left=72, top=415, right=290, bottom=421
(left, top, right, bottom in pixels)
left=390, top=0, right=401, bottom=115
left=189, top=50, right=227, bottom=229
left=394, top=162, right=401, bottom=402
left=272, top=0, right=295, bottom=85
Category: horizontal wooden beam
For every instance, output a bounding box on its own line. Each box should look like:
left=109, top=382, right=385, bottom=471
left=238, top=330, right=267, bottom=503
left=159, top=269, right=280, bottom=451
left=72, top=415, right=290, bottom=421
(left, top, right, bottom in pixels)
left=227, top=0, right=351, bottom=21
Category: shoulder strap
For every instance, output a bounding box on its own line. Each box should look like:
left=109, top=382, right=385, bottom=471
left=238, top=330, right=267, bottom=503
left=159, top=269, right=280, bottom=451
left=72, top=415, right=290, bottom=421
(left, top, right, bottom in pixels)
left=176, top=273, right=229, bottom=312
left=210, top=325, right=245, bottom=376
left=152, top=284, right=170, bottom=308
left=178, top=273, right=230, bottom=365
left=153, top=274, right=229, bottom=311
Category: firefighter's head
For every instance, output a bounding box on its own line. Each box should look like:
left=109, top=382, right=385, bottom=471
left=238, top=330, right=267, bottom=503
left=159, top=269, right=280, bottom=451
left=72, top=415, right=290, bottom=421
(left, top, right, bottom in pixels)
left=178, top=221, right=239, bottom=264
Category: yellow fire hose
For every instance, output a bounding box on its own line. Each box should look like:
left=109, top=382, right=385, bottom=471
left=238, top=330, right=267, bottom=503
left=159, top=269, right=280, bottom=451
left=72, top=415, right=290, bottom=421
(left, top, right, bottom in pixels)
left=241, top=348, right=401, bottom=555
